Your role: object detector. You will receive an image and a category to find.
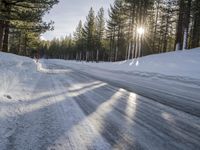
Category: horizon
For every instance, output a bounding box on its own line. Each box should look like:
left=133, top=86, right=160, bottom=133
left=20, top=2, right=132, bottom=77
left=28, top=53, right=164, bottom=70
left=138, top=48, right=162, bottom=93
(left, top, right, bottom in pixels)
left=42, top=0, right=114, bottom=41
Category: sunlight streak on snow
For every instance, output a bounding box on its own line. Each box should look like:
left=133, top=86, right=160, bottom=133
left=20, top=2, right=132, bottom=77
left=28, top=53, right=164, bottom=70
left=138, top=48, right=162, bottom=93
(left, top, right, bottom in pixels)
left=161, top=112, right=175, bottom=123
left=67, top=82, right=107, bottom=97
left=125, top=93, right=137, bottom=119
left=68, top=81, right=102, bottom=91
left=54, top=89, right=124, bottom=149
left=37, top=62, right=72, bottom=74
left=91, top=88, right=125, bottom=116
left=118, top=60, right=127, bottom=64
left=129, top=60, right=135, bottom=66
left=135, top=60, right=140, bottom=66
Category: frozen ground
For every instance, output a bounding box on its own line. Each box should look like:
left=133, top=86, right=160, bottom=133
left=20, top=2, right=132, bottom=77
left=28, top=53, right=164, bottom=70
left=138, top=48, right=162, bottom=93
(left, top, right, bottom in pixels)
left=0, top=49, right=200, bottom=150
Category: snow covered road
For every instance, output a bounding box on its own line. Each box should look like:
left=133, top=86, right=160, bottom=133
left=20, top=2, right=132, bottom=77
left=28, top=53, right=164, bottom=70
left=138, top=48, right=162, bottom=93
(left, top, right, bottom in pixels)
left=45, top=60, right=200, bottom=117
left=0, top=53, right=200, bottom=150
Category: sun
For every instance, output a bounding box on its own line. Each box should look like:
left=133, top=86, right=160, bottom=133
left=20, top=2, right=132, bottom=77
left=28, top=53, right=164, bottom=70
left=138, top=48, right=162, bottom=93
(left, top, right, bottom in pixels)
left=137, top=27, right=145, bottom=35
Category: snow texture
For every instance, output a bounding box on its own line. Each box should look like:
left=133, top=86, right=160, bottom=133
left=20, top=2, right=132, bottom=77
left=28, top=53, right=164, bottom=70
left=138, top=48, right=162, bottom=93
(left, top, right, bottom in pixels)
left=0, top=48, right=200, bottom=150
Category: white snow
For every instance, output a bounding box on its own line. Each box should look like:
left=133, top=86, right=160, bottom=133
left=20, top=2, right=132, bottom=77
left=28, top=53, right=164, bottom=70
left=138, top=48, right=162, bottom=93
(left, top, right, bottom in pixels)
left=50, top=47, right=200, bottom=79
left=0, top=48, right=200, bottom=150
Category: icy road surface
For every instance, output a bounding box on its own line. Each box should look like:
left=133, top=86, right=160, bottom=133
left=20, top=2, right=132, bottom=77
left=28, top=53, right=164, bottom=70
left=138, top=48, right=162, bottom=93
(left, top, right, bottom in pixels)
left=0, top=59, right=200, bottom=150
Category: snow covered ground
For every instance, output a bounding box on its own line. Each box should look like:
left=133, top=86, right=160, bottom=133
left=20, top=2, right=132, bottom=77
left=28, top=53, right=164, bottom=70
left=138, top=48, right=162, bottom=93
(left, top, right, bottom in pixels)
left=45, top=48, right=200, bottom=116
left=51, top=47, right=200, bottom=79
left=0, top=48, right=200, bottom=150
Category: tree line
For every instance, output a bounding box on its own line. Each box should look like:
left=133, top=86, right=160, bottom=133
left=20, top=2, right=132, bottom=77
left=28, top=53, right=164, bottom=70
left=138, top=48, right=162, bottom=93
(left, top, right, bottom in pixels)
left=41, top=7, right=107, bottom=62
left=0, top=0, right=58, bottom=56
left=42, top=0, right=200, bottom=62
left=1, top=0, right=199, bottom=61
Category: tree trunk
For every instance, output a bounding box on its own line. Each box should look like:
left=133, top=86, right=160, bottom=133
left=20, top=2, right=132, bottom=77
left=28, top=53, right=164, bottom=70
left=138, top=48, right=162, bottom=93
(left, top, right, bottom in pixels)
left=175, top=0, right=185, bottom=50
left=182, top=0, right=192, bottom=50
left=153, top=0, right=160, bottom=52
left=182, top=28, right=188, bottom=50
left=163, top=25, right=169, bottom=52
left=24, top=34, right=28, bottom=56
left=96, top=49, right=99, bottom=62
left=127, top=43, right=131, bottom=60
left=2, top=21, right=9, bottom=52
left=131, top=41, right=135, bottom=59
left=2, top=3, right=11, bottom=52
left=17, top=32, right=22, bottom=54
left=0, top=20, right=4, bottom=51
left=80, top=51, right=82, bottom=61
left=86, top=51, right=89, bottom=62
left=135, top=33, right=138, bottom=58
left=115, top=47, right=118, bottom=62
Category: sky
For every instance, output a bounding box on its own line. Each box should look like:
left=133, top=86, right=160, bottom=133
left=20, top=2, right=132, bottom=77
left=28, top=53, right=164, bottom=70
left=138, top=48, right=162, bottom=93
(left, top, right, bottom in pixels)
left=42, top=0, right=114, bottom=41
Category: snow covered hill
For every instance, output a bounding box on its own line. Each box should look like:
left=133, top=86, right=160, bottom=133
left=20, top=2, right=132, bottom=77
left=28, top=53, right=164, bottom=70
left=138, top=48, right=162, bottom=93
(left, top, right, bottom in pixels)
left=0, top=48, right=200, bottom=150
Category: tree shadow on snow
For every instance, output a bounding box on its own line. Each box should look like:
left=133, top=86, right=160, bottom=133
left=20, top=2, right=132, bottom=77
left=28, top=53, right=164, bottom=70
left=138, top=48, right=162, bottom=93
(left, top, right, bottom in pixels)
left=0, top=71, right=200, bottom=150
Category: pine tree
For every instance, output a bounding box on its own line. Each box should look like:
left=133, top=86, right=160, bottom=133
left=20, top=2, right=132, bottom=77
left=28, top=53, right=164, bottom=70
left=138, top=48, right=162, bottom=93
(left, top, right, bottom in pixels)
left=160, top=0, right=177, bottom=52
left=0, top=0, right=58, bottom=53
left=175, top=0, right=186, bottom=50
left=107, top=9, right=117, bottom=61
left=83, top=7, right=96, bottom=61
left=107, top=0, right=127, bottom=61
left=74, top=20, right=84, bottom=60
left=190, top=0, right=200, bottom=48
left=96, top=7, right=105, bottom=62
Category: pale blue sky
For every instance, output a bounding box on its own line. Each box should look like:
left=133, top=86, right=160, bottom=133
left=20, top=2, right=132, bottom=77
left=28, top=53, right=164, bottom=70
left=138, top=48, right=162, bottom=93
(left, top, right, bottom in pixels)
left=42, top=0, right=114, bottom=40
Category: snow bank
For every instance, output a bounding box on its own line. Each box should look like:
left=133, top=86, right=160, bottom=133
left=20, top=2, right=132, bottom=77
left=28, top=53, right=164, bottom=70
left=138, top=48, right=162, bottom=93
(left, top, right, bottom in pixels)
left=51, top=48, right=200, bottom=79
left=37, top=60, right=72, bottom=74
left=0, top=52, right=36, bottom=96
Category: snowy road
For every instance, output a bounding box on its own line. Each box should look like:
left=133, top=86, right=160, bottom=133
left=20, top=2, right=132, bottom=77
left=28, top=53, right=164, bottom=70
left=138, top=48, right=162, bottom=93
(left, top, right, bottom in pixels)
left=0, top=59, right=200, bottom=150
